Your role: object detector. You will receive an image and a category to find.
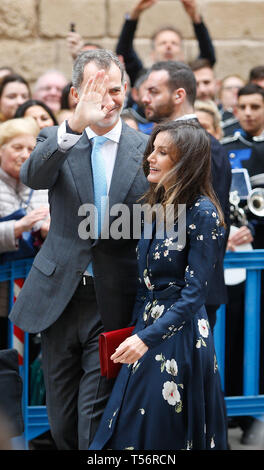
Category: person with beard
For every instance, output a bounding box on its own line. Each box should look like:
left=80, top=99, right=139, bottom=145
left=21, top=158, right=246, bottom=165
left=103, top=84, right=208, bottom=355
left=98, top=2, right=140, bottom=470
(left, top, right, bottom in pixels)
left=140, top=60, right=231, bottom=330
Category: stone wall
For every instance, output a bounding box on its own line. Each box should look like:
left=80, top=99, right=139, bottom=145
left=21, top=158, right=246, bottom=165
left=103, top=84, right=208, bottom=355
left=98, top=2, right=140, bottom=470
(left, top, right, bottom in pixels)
left=0, top=0, right=263, bottom=86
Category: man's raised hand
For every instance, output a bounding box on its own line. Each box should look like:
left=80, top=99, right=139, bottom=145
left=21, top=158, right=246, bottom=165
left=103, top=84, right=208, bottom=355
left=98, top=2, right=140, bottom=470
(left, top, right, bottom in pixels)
left=68, top=70, right=111, bottom=133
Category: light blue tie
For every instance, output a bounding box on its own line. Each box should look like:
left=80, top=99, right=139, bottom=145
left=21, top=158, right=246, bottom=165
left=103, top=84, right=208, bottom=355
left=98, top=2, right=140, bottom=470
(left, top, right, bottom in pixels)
left=87, top=135, right=108, bottom=275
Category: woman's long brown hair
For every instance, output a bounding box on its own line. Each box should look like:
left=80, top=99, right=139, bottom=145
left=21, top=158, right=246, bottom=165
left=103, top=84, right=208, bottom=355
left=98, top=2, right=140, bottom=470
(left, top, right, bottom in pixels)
left=141, top=120, right=225, bottom=226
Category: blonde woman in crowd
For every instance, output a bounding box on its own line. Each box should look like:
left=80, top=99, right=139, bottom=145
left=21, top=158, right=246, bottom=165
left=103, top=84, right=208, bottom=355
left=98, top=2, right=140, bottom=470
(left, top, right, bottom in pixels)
left=0, top=117, right=49, bottom=348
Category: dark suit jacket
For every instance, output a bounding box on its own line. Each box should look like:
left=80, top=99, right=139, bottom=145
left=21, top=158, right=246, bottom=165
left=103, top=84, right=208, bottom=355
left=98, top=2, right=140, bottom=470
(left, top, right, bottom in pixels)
left=0, top=349, right=23, bottom=437
left=206, top=134, right=231, bottom=305
left=9, top=121, right=149, bottom=333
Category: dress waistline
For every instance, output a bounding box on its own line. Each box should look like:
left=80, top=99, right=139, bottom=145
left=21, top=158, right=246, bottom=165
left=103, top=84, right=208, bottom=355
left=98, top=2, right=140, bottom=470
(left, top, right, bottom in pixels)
left=145, top=284, right=182, bottom=302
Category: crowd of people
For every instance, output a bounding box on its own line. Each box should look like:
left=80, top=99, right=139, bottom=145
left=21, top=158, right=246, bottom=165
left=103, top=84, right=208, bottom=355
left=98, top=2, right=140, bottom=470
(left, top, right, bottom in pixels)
left=0, top=0, right=264, bottom=451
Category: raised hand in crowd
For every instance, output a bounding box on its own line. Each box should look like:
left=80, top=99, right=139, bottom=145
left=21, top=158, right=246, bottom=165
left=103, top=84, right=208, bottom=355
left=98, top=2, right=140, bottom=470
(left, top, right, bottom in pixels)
left=181, top=0, right=202, bottom=24
left=67, top=31, right=84, bottom=60
left=130, top=0, right=158, bottom=20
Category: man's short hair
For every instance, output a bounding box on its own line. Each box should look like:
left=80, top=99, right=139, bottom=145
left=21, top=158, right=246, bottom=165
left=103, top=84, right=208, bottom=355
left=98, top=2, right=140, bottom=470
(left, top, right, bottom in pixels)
left=189, top=58, right=213, bottom=72
left=151, top=26, right=183, bottom=48
left=249, top=65, right=264, bottom=81
left=149, top=61, right=197, bottom=105
left=72, top=49, right=125, bottom=90
left=238, top=83, right=264, bottom=100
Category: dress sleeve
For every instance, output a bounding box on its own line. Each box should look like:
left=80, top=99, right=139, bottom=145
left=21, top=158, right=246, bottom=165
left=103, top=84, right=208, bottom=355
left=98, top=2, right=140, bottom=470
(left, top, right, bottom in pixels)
left=137, top=205, right=225, bottom=348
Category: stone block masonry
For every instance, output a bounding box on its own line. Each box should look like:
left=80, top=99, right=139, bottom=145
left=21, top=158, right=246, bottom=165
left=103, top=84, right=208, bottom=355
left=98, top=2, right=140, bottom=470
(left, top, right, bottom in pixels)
left=0, top=0, right=262, bottom=86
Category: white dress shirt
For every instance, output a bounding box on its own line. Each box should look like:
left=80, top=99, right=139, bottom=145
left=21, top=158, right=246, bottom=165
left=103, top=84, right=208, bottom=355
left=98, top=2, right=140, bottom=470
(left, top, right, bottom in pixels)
left=175, top=113, right=197, bottom=121
left=57, top=119, right=122, bottom=193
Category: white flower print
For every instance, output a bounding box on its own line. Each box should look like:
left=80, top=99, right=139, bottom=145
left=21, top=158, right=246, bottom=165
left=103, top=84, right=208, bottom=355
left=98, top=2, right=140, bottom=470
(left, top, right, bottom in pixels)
left=155, top=354, right=164, bottom=362
left=196, top=319, right=210, bottom=348
left=197, top=235, right=203, bottom=240
left=210, top=437, right=215, bottom=448
left=189, top=224, right=196, bottom=230
left=162, top=381, right=181, bottom=406
left=142, top=301, right=152, bottom=321
left=151, top=304, right=165, bottom=320
left=154, top=252, right=160, bottom=260
left=108, top=408, right=119, bottom=429
left=176, top=244, right=184, bottom=251
left=164, top=249, right=169, bottom=257
left=165, top=359, right=178, bottom=376
left=164, top=237, right=173, bottom=247
left=132, top=360, right=140, bottom=374
left=198, top=318, right=209, bottom=338
left=143, top=269, right=154, bottom=290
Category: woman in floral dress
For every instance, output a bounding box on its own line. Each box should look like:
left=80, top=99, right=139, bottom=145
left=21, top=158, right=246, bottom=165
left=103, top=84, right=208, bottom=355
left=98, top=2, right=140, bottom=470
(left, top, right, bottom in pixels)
left=89, top=120, right=228, bottom=450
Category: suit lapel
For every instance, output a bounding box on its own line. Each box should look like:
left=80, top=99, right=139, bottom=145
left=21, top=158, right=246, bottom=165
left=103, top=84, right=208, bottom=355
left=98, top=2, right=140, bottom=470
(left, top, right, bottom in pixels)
left=67, top=123, right=146, bottom=245
left=67, top=132, right=94, bottom=205
left=108, top=122, right=145, bottom=209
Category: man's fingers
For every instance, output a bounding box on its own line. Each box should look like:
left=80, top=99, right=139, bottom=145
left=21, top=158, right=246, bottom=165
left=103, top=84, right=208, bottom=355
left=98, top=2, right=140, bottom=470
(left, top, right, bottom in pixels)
left=82, top=70, right=106, bottom=96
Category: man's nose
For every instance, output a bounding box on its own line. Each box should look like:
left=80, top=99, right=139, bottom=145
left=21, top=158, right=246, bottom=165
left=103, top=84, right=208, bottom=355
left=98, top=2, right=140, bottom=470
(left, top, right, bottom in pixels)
left=102, top=93, right=115, bottom=108
left=49, top=86, right=60, bottom=96
left=142, top=92, right=150, bottom=105
left=244, top=106, right=252, bottom=115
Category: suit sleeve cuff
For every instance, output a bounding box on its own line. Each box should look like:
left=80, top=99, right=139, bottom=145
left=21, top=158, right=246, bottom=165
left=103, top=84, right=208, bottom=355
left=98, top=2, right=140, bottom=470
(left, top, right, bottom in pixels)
left=57, top=120, right=82, bottom=152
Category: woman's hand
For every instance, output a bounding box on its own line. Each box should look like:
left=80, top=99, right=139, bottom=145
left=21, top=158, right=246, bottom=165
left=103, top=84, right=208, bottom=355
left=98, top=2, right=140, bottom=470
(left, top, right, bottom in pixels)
left=14, top=207, right=49, bottom=238
left=227, top=225, right=253, bottom=251
left=40, top=217, right=50, bottom=239
left=111, top=334, right=148, bottom=364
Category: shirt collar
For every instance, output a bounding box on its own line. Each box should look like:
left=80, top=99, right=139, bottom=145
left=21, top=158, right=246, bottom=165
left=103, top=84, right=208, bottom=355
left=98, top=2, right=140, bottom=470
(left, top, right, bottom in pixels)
left=85, top=118, right=122, bottom=144
left=175, top=113, right=197, bottom=121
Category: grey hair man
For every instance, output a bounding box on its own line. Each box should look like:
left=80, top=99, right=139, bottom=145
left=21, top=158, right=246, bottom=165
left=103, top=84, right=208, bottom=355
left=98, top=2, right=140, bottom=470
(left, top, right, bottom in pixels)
left=9, top=49, right=149, bottom=449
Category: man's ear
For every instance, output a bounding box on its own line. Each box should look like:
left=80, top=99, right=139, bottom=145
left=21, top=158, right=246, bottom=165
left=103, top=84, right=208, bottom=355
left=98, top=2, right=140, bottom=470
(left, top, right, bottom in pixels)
left=131, top=86, right=139, bottom=103
left=172, top=88, right=186, bottom=104
left=233, top=105, right=239, bottom=118
left=70, top=86, right=79, bottom=105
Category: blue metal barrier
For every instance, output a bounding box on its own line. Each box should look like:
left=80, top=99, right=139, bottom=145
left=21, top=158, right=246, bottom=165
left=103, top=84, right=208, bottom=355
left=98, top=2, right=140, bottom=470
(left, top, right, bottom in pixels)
left=1, top=251, right=264, bottom=447
left=0, top=259, right=49, bottom=448
left=214, top=249, right=264, bottom=417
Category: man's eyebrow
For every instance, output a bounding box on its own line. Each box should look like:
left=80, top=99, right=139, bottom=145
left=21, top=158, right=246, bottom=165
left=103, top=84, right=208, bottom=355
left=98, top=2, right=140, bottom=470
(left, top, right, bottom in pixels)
left=110, top=86, right=122, bottom=91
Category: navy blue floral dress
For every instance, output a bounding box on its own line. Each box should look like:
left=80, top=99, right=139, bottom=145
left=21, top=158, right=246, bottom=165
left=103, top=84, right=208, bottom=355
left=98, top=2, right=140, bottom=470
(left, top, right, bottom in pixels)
left=90, top=197, right=228, bottom=450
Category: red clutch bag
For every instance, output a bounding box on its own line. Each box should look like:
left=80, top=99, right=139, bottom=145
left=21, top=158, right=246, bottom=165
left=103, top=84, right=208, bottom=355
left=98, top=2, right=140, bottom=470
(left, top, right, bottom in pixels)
left=99, top=326, right=135, bottom=379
